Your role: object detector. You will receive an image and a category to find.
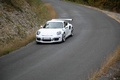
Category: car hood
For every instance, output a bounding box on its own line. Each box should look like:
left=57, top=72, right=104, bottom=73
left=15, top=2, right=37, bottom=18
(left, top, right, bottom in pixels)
left=38, top=28, right=63, bottom=36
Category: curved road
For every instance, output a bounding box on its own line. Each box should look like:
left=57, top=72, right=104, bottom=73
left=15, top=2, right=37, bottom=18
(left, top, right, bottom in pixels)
left=0, top=0, right=120, bottom=80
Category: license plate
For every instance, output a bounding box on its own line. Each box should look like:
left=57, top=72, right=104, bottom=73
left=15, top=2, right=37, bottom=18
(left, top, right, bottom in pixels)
left=42, top=37, right=51, bottom=41
left=43, top=37, right=50, bottom=40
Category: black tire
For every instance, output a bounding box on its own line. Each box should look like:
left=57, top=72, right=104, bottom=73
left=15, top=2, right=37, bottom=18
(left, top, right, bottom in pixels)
left=36, top=41, right=39, bottom=44
left=70, top=29, right=73, bottom=37
left=62, top=33, right=66, bottom=42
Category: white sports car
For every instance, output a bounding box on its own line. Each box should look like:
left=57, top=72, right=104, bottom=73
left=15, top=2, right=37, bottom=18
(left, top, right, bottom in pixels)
left=36, top=19, right=73, bottom=43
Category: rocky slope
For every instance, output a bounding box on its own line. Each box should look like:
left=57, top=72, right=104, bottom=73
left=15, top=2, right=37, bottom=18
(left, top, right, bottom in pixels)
left=0, top=0, right=41, bottom=46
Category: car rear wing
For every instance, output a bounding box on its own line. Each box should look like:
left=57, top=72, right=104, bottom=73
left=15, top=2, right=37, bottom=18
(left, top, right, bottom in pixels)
left=52, top=19, right=73, bottom=22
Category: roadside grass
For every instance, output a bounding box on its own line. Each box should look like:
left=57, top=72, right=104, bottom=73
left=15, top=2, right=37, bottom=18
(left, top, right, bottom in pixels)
left=30, top=2, right=57, bottom=24
left=0, top=3, right=57, bottom=57
left=89, top=47, right=120, bottom=80
left=44, top=3, right=57, bottom=19
left=0, top=31, right=35, bottom=56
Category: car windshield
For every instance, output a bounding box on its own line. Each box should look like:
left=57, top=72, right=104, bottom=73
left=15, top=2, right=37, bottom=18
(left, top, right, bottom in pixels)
left=43, top=22, right=63, bottom=29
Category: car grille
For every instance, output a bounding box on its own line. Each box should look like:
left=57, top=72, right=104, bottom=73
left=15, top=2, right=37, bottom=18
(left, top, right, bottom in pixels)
left=53, top=38, right=59, bottom=41
left=37, top=37, right=60, bottom=42
left=42, top=39, right=51, bottom=41
left=37, top=38, right=41, bottom=40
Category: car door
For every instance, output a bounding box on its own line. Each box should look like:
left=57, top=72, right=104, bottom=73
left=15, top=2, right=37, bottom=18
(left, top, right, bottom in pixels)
left=64, top=22, right=69, bottom=37
left=68, top=23, right=73, bottom=36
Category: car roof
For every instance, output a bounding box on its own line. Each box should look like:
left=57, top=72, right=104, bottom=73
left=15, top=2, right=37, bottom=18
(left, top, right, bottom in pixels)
left=47, top=19, right=65, bottom=23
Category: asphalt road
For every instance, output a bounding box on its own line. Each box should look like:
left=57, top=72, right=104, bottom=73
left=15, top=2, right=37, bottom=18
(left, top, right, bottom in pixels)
left=0, top=0, right=120, bottom=80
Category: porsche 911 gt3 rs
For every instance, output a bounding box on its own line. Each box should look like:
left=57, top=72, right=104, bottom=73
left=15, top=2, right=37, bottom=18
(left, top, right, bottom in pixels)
left=36, top=19, right=73, bottom=43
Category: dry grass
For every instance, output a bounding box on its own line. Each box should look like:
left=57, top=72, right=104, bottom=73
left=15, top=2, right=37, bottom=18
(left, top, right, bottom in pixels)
left=44, top=3, right=57, bottom=19
left=89, top=47, right=120, bottom=80
left=0, top=3, right=57, bottom=57
left=106, top=14, right=120, bottom=23
left=0, top=11, right=3, bottom=17
left=0, top=31, right=36, bottom=56
left=31, top=2, right=57, bottom=24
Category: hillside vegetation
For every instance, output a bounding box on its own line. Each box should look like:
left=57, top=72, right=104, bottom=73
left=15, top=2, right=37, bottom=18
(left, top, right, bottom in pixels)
left=66, top=0, right=120, bottom=13
left=0, top=0, right=56, bottom=56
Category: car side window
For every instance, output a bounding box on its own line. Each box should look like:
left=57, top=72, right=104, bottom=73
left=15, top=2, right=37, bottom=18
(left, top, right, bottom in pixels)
left=69, top=25, right=71, bottom=29
left=64, top=22, right=68, bottom=27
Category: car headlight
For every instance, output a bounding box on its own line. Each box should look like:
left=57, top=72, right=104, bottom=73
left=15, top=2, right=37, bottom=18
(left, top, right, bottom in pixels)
left=57, top=31, right=61, bottom=35
left=36, top=31, right=40, bottom=35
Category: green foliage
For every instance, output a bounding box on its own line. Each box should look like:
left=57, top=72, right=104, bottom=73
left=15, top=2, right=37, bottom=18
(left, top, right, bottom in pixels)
left=1, top=0, right=23, bottom=12
left=96, top=0, right=120, bottom=12
left=66, top=0, right=120, bottom=13
left=88, top=0, right=94, bottom=5
left=1, top=0, right=42, bottom=12
left=25, top=0, right=42, bottom=6
left=1, top=0, right=11, bottom=4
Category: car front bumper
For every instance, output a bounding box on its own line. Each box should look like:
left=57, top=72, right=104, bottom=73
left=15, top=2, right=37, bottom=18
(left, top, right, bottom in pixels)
left=36, top=35, right=62, bottom=43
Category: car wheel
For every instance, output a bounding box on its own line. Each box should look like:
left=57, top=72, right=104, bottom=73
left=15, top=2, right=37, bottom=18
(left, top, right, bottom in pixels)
left=70, top=29, right=73, bottom=37
left=36, top=41, right=39, bottom=44
left=62, top=33, right=66, bottom=42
